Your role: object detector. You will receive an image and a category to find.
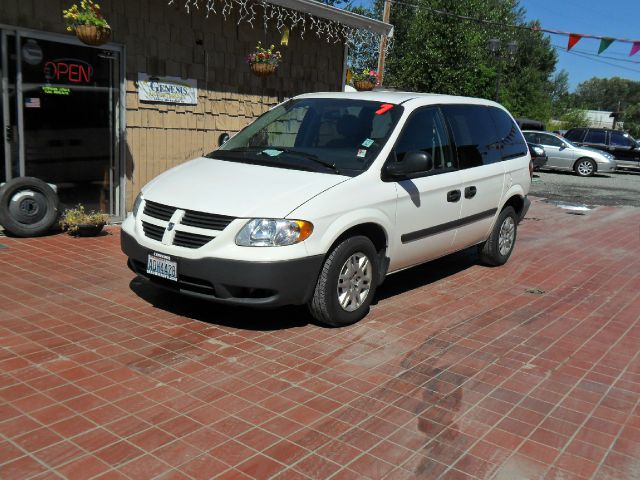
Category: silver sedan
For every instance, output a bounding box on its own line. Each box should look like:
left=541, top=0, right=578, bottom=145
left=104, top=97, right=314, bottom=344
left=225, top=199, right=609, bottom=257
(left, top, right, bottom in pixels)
left=523, top=131, right=617, bottom=177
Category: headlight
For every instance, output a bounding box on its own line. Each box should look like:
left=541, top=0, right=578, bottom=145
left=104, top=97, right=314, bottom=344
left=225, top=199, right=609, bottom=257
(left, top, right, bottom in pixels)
left=532, top=146, right=544, bottom=156
left=132, top=193, right=143, bottom=217
left=236, top=219, right=313, bottom=247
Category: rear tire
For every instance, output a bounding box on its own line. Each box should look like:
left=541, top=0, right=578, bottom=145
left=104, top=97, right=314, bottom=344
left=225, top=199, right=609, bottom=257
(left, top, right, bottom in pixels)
left=0, top=177, right=59, bottom=237
left=478, top=206, right=517, bottom=266
left=574, top=158, right=596, bottom=177
left=308, top=236, right=378, bottom=327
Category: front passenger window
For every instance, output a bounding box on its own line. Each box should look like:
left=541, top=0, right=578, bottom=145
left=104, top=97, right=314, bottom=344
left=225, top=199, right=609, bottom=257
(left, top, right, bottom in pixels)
left=394, top=108, right=453, bottom=171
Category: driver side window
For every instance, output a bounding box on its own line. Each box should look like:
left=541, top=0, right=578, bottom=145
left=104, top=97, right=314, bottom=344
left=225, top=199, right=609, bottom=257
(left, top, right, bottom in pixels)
left=394, top=108, right=453, bottom=171
left=539, top=134, right=564, bottom=147
left=610, top=132, right=633, bottom=147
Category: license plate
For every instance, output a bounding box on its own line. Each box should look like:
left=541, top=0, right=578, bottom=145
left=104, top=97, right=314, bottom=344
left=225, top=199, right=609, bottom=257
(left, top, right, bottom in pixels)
left=147, top=253, right=177, bottom=282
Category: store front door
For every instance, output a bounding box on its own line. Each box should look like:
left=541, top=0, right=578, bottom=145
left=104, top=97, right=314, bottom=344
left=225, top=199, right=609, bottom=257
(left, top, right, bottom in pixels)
left=1, top=29, right=123, bottom=216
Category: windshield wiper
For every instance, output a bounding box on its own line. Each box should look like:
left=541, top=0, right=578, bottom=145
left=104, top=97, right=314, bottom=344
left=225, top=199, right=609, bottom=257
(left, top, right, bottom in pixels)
left=265, top=148, right=341, bottom=174
left=209, top=147, right=340, bottom=174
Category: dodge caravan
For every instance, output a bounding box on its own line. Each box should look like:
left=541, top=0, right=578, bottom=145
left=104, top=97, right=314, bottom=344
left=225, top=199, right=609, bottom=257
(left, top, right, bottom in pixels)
left=121, top=92, right=531, bottom=326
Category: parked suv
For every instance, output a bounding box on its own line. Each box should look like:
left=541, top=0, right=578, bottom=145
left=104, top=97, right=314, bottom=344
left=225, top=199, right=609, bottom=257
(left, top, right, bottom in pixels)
left=523, top=130, right=617, bottom=176
left=564, top=127, right=640, bottom=170
left=121, top=92, right=531, bottom=326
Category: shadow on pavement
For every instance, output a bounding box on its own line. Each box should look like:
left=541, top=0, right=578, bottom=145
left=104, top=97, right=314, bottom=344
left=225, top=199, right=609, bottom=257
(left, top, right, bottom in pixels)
left=129, top=247, right=479, bottom=329
left=374, top=247, right=478, bottom=303
left=129, top=277, right=311, bottom=331
left=538, top=169, right=612, bottom=178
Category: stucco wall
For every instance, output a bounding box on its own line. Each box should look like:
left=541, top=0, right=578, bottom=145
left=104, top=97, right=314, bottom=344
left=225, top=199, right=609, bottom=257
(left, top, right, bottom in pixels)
left=1, top=0, right=345, bottom=210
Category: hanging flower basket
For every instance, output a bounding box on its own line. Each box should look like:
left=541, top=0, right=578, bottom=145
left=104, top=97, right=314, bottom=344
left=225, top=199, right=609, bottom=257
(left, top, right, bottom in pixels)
left=354, top=80, right=375, bottom=91
left=63, top=1, right=111, bottom=46
left=247, top=42, right=282, bottom=78
left=250, top=63, right=277, bottom=77
left=75, top=24, right=111, bottom=46
left=352, top=69, right=379, bottom=91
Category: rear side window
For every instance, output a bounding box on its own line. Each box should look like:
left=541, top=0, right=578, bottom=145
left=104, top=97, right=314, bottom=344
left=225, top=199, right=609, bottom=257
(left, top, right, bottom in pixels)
left=584, top=130, right=606, bottom=144
left=442, top=105, right=501, bottom=168
left=565, top=129, right=586, bottom=142
left=394, top=107, right=454, bottom=171
left=488, top=107, right=528, bottom=160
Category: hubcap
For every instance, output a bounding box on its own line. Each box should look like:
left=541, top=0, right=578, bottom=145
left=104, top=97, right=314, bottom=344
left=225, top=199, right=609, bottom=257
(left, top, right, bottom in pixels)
left=9, top=190, right=47, bottom=225
left=337, top=252, right=373, bottom=312
left=578, top=161, right=593, bottom=176
left=498, top=216, right=515, bottom=256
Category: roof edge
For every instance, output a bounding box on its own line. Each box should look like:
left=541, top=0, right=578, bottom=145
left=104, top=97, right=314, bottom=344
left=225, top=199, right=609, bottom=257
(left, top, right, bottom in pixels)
left=266, top=0, right=393, bottom=37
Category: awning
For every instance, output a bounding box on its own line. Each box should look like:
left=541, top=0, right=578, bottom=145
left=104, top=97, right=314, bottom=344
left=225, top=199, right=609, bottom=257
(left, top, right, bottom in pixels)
left=267, top=0, right=393, bottom=37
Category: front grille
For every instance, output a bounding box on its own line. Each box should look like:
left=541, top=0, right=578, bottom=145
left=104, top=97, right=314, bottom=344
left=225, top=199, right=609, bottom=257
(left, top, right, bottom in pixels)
left=182, top=210, right=235, bottom=230
left=141, top=201, right=235, bottom=248
left=142, top=221, right=164, bottom=241
left=144, top=201, right=176, bottom=221
left=173, top=231, right=215, bottom=249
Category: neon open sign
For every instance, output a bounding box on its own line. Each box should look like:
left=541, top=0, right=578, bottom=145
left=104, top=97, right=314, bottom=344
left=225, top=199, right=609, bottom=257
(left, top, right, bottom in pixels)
left=44, top=58, right=93, bottom=84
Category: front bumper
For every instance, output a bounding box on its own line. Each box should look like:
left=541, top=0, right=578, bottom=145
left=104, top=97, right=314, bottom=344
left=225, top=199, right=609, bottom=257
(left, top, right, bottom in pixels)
left=597, top=161, right=617, bottom=173
left=121, top=230, right=324, bottom=307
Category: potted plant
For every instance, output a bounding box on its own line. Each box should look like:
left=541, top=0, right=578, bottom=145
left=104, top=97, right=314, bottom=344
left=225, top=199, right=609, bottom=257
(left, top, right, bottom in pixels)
left=59, top=204, right=109, bottom=237
left=63, top=1, right=111, bottom=46
left=246, top=42, right=282, bottom=77
left=352, top=69, right=379, bottom=91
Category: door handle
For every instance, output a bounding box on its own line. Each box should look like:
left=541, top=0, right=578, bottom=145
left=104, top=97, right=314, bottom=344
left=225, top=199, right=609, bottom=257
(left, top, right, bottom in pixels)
left=447, top=190, right=461, bottom=202
left=464, top=186, right=477, bottom=199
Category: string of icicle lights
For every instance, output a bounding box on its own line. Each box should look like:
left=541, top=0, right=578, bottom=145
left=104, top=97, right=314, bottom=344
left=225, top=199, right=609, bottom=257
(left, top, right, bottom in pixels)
left=167, top=0, right=391, bottom=55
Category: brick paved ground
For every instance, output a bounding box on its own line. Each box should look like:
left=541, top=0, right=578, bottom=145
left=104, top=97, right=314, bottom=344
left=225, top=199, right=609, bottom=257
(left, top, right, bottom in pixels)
left=1, top=197, right=639, bottom=480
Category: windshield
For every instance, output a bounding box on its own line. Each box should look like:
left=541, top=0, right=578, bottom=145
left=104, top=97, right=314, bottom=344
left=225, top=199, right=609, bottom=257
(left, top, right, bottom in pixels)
left=209, top=98, right=404, bottom=175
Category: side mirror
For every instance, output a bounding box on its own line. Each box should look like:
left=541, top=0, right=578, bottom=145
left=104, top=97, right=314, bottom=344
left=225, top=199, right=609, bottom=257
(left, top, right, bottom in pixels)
left=218, top=133, right=230, bottom=146
left=384, top=151, right=433, bottom=178
left=559, top=143, right=567, bottom=150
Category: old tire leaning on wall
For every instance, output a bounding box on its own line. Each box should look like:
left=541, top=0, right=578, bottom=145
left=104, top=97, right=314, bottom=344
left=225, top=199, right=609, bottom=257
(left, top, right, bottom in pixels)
left=0, top=177, right=60, bottom=237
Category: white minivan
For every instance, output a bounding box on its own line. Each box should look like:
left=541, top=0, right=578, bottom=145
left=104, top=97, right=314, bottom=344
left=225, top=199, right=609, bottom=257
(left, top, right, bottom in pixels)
left=121, top=92, right=531, bottom=326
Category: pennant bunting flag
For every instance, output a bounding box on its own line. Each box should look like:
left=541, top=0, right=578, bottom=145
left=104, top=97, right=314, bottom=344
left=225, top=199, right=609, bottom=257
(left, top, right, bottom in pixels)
left=598, top=38, right=614, bottom=54
left=567, top=34, right=583, bottom=51
left=630, top=42, right=640, bottom=57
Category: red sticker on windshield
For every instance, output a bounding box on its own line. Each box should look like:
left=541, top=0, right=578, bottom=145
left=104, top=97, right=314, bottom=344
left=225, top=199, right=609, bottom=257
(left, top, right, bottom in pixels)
left=375, top=103, right=394, bottom=115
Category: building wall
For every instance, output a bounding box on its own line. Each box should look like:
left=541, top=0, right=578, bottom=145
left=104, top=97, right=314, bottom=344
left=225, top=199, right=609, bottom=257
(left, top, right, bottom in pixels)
left=1, top=0, right=345, bottom=210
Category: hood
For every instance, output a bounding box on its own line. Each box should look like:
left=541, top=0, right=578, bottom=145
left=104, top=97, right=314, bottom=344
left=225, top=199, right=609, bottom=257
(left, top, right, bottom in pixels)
left=142, top=157, right=350, bottom=218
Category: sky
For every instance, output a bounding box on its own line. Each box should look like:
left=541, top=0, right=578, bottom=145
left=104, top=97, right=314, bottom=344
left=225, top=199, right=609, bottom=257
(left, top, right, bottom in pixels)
left=520, top=0, right=640, bottom=90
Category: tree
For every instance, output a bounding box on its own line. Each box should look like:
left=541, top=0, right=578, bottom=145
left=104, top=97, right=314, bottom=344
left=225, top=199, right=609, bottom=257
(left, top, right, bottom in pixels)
left=549, top=70, right=570, bottom=117
left=572, top=77, right=640, bottom=112
left=559, top=108, right=589, bottom=130
left=369, top=0, right=557, bottom=121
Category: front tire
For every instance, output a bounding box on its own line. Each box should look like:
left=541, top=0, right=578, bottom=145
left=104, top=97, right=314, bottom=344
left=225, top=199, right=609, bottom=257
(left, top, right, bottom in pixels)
left=478, top=206, right=517, bottom=266
left=308, top=236, right=379, bottom=327
left=574, top=158, right=596, bottom=177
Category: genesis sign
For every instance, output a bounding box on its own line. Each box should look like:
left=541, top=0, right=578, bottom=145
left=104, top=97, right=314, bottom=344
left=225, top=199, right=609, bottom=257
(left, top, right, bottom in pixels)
left=138, top=73, right=197, bottom=105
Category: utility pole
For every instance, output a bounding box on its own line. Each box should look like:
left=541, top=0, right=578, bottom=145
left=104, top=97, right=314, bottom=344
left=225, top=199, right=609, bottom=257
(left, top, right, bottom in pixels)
left=376, top=0, right=391, bottom=86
